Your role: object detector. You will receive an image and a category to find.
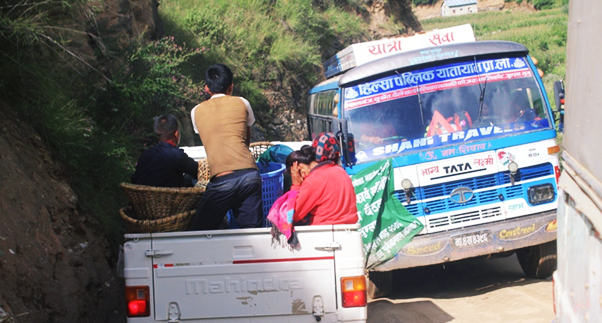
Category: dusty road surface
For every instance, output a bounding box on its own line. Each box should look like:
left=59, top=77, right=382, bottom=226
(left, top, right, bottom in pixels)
left=368, top=255, right=554, bottom=323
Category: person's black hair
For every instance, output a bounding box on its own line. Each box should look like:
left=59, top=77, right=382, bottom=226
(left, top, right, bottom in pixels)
left=205, top=63, right=233, bottom=94
left=154, top=114, right=179, bottom=141
left=285, top=145, right=315, bottom=173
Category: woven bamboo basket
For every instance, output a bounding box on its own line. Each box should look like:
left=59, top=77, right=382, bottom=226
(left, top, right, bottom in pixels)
left=198, top=157, right=211, bottom=182
left=119, top=183, right=205, bottom=220
left=249, top=141, right=273, bottom=160
left=119, top=206, right=194, bottom=233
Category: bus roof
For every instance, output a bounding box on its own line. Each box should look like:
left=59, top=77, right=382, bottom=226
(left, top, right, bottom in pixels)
left=309, top=75, right=342, bottom=94
left=338, top=41, right=528, bottom=87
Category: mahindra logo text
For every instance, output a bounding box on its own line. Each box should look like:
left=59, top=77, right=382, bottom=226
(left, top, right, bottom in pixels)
left=185, top=276, right=303, bottom=295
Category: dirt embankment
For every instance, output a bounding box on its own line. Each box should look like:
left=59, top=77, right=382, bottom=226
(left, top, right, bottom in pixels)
left=0, top=0, right=162, bottom=322
left=0, top=106, right=123, bottom=323
left=367, top=0, right=423, bottom=36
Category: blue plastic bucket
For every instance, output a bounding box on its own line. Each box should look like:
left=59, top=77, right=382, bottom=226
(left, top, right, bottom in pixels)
left=257, top=162, right=286, bottom=218
left=228, top=162, right=286, bottom=228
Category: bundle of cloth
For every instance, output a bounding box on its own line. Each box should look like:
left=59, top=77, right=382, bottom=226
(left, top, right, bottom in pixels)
left=267, top=190, right=299, bottom=248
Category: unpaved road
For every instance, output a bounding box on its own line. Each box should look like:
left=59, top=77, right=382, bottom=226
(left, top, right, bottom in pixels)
left=368, top=255, right=554, bottom=323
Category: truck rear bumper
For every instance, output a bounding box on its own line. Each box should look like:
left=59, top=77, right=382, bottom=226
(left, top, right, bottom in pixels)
left=374, top=210, right=557, bottom=271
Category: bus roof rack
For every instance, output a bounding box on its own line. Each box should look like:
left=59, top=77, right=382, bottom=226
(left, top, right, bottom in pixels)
left=338, top=41, right=529, bottom=87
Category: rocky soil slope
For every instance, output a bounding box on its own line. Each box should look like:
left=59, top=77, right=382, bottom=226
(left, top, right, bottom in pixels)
left=0, top=106, right=124, bottom=323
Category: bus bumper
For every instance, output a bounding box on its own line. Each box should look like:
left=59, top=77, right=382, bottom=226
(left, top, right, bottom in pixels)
left=374, top=210, right=557, bottom=271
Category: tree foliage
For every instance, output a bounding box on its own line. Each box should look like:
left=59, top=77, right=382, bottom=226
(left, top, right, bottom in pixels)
left=412, top=0, right=439, bottom=5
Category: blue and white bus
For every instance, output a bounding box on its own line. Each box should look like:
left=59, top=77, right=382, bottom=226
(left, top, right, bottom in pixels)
left=308, top=40, right=560, bottom=294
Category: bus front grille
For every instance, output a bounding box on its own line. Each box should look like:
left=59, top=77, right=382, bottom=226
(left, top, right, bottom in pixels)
left=393, top=162, right=554, bottom=220
left=425, top=207, right=503, bottom=229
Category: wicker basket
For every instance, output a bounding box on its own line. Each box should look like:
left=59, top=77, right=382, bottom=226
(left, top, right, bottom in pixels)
left=119, top=183, right=205, bottom=220
left=198, top=158, right=211, bottom=182
left=119, top=206, right=194, bottom=233
left=249, top=141, right=273, bottom=160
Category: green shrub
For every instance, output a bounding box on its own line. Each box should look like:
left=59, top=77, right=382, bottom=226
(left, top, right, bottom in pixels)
left=532, top=0, right=555, bottom=10
left=99, top=37, right=205, bottom=125
left=413, top=0, right=438, bottom=5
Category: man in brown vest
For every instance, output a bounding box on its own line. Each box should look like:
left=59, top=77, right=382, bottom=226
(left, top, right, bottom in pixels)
left=188, top=64, right=263, bottom=230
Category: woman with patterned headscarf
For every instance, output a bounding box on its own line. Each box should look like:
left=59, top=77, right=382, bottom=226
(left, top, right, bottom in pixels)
left=284, top=132, right=358, bottom=225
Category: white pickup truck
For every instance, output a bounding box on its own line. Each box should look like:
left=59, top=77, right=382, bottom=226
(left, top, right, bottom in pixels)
left=123, top=224, right=367, bottom=323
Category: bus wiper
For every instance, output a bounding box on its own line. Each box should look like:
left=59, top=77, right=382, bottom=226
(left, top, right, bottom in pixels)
left=415, top=83, right=425, bottom=125
left=478, top=80, right=488, bottom=119
left=475, top=57, right=489, bottom=121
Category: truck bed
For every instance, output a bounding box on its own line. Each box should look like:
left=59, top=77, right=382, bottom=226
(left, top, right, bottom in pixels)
left=124, top=224, right=367, bottom=323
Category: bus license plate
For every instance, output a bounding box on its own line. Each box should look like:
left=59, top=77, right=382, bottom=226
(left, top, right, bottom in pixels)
left=451, top=231, right=492, bottom=249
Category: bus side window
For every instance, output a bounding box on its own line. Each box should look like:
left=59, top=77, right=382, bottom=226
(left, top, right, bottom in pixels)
left=308, top=89, right=338, bottom=140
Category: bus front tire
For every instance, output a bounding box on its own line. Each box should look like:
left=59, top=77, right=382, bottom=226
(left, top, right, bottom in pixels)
left=367, top=271, right=393, bottom=299
left=516, top=240, right=557, bottom=279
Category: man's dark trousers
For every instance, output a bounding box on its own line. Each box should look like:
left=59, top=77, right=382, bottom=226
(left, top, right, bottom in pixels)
left=188, top=169, right=263, bottom=230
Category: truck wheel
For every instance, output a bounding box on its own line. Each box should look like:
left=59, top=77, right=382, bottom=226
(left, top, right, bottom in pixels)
left=367, top=271, right=393, bottom=299
left=516, top=241, right=557, bottom=279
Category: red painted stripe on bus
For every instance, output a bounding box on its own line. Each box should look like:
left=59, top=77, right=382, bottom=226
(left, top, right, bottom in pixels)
left=233, top=256, right=334, bottom=264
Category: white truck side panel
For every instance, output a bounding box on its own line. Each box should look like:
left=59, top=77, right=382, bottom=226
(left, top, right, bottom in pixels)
left=555, top=175, right=602, bottom=322
left=136, top=225, right=365, bottom=322
left=554, top=1, right=602, bottom=321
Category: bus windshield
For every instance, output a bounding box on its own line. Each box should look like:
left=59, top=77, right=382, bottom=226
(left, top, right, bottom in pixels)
left=342, top=55, right=553, bottom=163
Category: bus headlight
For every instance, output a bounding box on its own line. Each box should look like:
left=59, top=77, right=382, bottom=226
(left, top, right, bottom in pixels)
left=402, top=179, right=413, bottom=190
left=508, top=161, right=519, bottom=174
left=528, top=183, right=555, bottom=205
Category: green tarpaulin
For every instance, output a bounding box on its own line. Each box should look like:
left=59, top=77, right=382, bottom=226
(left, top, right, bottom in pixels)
left=351, top=158, right=424, bottom=269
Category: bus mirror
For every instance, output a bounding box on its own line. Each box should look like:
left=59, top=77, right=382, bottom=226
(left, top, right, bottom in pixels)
left=334, top=119, right=356, bottom=166
left=553, top=80, right=565, bottom=133
left=331, top=117, right=341, bottom=134
left=553, top=81, right=565, bottom=112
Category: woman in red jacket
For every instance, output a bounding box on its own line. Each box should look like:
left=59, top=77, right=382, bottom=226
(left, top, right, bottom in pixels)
left=286, top=133, right=358, bottom=225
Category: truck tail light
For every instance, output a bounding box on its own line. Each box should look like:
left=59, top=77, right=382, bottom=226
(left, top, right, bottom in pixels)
left=126, top=286, right=150, bottom=317
left=554, top=165, right=561, bottom=183
left=341, top=276, right=367, bottom=308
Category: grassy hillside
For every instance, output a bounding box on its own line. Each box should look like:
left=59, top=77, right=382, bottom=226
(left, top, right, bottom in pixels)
left=421, top=6, right=568, bottom=110
left=158, top=0, right=377, bottom=140
left=160, top=0, right=368, bottom=80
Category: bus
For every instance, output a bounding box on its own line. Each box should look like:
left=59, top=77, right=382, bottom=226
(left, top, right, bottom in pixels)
left=308, top=40, right=560, bottom=296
